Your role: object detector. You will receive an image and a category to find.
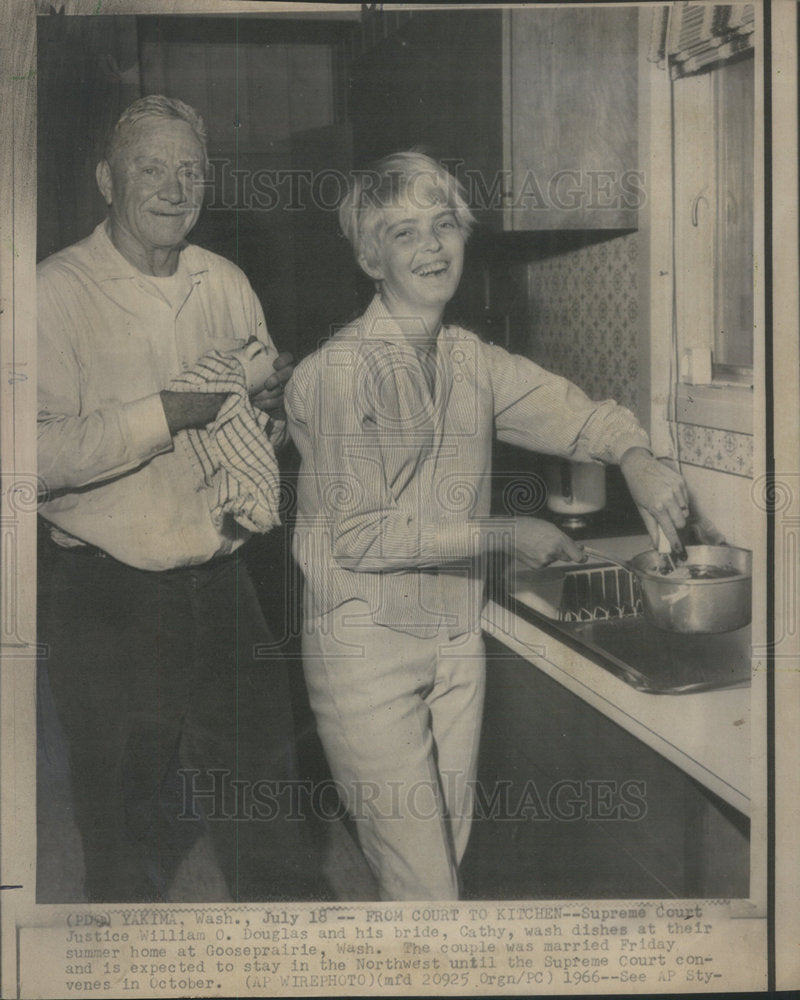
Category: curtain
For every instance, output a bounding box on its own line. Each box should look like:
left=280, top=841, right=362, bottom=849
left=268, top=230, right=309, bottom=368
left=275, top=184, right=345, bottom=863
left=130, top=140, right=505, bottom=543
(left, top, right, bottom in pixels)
left=648, top=4, right=754, bottom=78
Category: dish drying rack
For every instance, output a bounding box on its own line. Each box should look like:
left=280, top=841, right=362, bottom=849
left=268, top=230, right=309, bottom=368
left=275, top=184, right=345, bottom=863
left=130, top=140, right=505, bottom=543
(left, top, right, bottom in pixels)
left=558, top=563, right=643, bottom=623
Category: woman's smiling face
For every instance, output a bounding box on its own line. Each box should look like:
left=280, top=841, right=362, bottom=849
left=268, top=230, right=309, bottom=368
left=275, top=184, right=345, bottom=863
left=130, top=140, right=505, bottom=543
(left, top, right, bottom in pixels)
left=362, top=197, right=466, bottom=317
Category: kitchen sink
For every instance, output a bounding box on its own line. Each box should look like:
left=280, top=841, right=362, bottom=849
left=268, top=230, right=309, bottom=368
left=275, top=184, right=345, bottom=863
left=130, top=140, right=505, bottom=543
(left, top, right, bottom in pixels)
left=505, top=538, right=752, bottom=695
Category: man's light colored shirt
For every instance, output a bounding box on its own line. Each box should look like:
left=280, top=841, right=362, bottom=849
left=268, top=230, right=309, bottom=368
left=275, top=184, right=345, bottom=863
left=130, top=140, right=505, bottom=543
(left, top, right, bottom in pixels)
left=285, top=295, right=650, bottom=638
left=38, top=221, right=285, bottom=570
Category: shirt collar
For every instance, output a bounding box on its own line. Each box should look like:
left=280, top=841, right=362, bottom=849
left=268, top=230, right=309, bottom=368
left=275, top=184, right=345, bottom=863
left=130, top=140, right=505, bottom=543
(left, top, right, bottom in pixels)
left=358, top=294, right=460, bottom=347
left=86, top=219, right=210, bottom=283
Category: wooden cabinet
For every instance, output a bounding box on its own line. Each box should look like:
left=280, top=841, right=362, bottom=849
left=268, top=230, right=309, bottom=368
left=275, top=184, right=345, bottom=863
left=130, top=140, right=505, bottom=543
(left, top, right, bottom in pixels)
left=505, top=7, right=639, bottom=230
left=349, top=10, right=504, bottom=230
left=460, top=635, right=750, bottom=900
left=349, top=7, right=639, bottom=231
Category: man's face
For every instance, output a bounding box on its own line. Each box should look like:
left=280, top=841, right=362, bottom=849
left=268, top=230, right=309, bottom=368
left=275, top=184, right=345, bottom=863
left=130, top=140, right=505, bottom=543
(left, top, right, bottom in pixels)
left=99, top=116, right=206, bottom=260
left=363, top=197, right=466, bottom=316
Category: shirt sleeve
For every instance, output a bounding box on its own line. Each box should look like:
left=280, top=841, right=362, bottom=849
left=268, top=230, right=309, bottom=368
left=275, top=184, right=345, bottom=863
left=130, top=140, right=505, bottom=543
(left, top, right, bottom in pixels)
left=483, top=340, right=651, bottom=463
left=286, top=342, right=499, bottom=573
left=37, top=267, right=173, bottom=493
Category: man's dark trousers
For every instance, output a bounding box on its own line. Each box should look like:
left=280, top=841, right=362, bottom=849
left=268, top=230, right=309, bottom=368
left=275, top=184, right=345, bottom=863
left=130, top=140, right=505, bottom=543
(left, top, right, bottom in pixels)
left=38, top=535, right=320, bottom=902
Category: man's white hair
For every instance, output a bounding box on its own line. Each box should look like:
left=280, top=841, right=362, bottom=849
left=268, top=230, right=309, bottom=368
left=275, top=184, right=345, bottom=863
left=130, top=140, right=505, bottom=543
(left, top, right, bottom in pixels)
left=104, top=95, right=208, bottom=166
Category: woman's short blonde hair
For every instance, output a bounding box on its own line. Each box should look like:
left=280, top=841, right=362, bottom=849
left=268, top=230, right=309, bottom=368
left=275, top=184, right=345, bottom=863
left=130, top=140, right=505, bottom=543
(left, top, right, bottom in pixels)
left=339, top=151, right=475, bottom=268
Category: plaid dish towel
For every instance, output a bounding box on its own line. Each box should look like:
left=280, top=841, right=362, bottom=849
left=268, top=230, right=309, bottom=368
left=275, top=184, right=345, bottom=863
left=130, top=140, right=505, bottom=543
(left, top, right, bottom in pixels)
left=169, top=349, right=282, bottom=533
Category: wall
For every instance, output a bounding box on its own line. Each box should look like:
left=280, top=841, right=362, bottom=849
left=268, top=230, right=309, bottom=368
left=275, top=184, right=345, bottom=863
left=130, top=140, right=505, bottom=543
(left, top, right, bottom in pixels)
left=523, top=228, right=753, bottom=550
left=524, top=231, right=641, bottom=416
left=37, top=14, right=141, bottom=261
left=678, top=464, right=753, bottom=551
left=668, top=396, right=754, bottom=551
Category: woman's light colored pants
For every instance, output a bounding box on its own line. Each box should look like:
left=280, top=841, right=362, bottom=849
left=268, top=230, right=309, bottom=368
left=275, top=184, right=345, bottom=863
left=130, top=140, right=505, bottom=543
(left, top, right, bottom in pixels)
left=302, top=600, right=486, bottom=900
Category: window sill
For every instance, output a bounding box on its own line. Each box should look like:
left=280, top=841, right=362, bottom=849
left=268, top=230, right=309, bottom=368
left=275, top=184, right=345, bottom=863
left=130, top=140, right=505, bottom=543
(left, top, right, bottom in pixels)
left=676, top=382, right=753, bottom=435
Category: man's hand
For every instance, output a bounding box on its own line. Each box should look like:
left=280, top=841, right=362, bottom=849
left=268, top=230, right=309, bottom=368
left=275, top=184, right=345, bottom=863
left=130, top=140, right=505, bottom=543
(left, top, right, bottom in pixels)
left=510, top=517, right=587, bottom=569
left=620, top=447, right=690, bottom=553
left=250, top=352, right=295, bottom=419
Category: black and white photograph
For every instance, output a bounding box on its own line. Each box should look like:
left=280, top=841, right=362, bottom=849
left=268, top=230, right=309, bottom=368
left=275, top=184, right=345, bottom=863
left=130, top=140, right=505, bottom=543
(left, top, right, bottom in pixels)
left=0, top=1, right=798, bottom=996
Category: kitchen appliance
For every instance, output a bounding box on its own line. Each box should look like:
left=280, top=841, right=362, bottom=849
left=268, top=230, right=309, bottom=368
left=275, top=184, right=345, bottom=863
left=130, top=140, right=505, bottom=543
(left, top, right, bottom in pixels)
left=543, top=458, right=606, bottom=530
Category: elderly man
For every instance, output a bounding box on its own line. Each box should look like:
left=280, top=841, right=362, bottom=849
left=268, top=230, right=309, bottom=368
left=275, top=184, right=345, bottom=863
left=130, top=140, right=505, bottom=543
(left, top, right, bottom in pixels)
left=37, top=95, right=319, bottom=902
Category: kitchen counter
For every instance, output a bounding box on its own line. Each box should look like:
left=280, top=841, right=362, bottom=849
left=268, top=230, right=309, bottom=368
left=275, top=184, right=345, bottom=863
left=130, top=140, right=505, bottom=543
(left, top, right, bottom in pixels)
left=482, top=534, right=752, bottom=817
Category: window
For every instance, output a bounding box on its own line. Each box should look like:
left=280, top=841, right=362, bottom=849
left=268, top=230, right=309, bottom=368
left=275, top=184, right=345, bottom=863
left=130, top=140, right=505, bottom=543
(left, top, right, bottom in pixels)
left=653, top=3, right=755, bottom=387
left=712, top=54, right=754, bottom=373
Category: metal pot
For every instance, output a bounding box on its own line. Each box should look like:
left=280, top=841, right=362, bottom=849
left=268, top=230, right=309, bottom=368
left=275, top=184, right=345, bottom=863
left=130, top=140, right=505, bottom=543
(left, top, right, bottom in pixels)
left=630, top=544, right=752, bottom=634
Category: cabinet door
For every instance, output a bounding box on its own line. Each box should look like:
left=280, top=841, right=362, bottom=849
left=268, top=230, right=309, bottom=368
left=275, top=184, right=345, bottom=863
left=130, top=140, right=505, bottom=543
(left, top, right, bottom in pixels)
left=349, top=7, right=638, bottom=232
left=349, top=10, right=505, bottom=230
left=506, top=6, right=639, bottom=230
left=460, top=634, right=749, bottom=899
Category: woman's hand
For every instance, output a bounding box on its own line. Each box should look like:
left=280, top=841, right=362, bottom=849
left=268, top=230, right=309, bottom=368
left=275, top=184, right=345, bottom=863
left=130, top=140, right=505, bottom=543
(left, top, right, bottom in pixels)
left=620, top=448, right=690, bottom=553
left=510, top=516, right=587, bottom=569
